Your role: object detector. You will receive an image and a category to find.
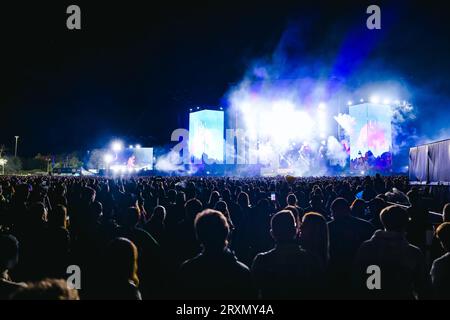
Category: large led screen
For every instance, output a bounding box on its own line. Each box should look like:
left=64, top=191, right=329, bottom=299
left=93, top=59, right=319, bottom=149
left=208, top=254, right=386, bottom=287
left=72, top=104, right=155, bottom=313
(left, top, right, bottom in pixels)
left=189, top=110, right=224, bottom=162
left=349, top=103, right=392, bottom=171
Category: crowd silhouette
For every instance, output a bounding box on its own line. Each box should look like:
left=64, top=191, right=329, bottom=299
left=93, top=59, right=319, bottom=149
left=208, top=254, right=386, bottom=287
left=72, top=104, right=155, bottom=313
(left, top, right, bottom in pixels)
left=0, top=174, right=449, bottom=300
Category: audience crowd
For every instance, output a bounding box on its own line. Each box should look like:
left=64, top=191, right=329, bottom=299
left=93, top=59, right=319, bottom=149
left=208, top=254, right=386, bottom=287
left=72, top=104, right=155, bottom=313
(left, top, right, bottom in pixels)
left=0, top=174, right=449, bottom=300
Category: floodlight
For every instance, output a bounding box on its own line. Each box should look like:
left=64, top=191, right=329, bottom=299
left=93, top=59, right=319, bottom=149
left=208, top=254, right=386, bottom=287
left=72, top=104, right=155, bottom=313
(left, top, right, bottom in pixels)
left=111, top=141, right=123, bottom=152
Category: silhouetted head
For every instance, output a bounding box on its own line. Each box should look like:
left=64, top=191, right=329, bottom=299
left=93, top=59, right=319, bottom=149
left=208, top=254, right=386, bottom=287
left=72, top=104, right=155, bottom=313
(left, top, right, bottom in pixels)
left=256, top=198, right=270, bottom=212
left=443, top=203, right=450, bottom=222
left=214, top=200, right=234, bottom=229
left=208, top=191, right=220, bottom=206
left=270, top=210, right=297, bottom=244
left=331, top=198, right=351, bottom=219
left=119, top=206, right=141, bottom=228
left=48, top=204, right=68, bottom=228
left=407, top=189, right=420, bottom=207
left=237, top=192, right=250, bottom=208
left=286, top=193, right=297, bottom=206
left=28, top=202, right=47, bottom=224
left=106, top=238, right=139, bottom=286
left=285, top=205, right=300, bottom=224
left=184, top=198, right=203, bottom=221
left=195, top=209, right=229, bottom=252
left=185, top=182, right=197, bottom=199
left=436, top=222, right=450, bottom=252
left=301, top=212, right=328, bottom=238
left=176, top=191, right=186, bottom=205
left=368, top=197, right=387, bottom=216
left=150, top=205, right=166, bottom=223
left=214, top=200, right=229, bottom=216
left=351, top=198, right=366, bottom=218
left=380, top=205, right=409, bottom=232
left=0, top=235, right=19, bottom=272
left=167, top=189, right=177, bottom=203
left=300, top=212, right=329, bottom=263
left=222, top=189, right=231, bottom=202
left=309, top=195, right=323, bottom=208
left=90, top=201, right=103, bottom=221
left=81, top=186, right=96, bottom=204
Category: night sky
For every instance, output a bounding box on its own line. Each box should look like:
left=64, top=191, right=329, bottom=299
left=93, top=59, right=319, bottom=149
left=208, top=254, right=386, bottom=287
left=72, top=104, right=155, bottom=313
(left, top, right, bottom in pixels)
left=1, top=1, right=450, bottom=156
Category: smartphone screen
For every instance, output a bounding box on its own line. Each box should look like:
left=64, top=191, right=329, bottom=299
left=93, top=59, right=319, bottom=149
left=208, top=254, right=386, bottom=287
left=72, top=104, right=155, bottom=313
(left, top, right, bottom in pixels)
left=271, top=192, right=276, bottom=201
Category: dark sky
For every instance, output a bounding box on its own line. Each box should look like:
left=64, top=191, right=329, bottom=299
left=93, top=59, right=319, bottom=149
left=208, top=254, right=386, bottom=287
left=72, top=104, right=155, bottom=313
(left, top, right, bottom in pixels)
left=1, top=1, right=450, bottom=156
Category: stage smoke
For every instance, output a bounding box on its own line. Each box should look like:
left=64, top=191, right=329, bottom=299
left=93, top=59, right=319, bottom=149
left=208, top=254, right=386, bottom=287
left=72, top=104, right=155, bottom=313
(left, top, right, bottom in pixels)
left=326, top=136, right=348, bottom=167
left=155, top=151, right=184, bottom=172
left=334, top=113, right=356, bottom=136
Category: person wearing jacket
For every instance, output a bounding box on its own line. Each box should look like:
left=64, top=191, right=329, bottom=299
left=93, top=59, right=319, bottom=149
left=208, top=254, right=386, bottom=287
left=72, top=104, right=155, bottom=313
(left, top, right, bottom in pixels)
left=353, top=205, right=431, bottom=299
left=177, top=209, right=254, bottom=299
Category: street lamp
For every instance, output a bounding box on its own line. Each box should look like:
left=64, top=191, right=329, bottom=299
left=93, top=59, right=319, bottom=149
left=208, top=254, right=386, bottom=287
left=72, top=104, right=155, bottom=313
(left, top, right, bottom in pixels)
left=14, top=136, right=19, bottom=158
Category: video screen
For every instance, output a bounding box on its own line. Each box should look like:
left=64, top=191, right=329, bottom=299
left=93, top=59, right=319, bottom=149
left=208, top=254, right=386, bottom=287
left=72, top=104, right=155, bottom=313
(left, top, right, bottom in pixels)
left=118, top=148, right=153, bottom=170
left=189, top=110, right=224, bottom=162
left=349, top=103, right=392, bottom=171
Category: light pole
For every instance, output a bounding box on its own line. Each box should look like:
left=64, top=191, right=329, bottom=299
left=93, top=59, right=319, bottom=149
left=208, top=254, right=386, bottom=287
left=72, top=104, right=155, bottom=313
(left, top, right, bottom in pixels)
left=14, top=136, right=19, bottom=158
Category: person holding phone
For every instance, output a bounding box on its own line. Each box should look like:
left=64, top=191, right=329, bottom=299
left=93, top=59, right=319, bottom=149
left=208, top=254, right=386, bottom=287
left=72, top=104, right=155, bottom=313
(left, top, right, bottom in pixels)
left=270, top=192, right=276, bottom=202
